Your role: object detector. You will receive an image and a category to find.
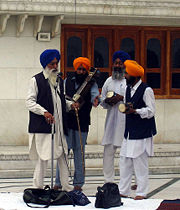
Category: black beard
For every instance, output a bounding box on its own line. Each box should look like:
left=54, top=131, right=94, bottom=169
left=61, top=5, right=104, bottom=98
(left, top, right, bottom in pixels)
left=75, top=72, right=88, bottom=85
left=126, top=76, right=136, bottom=86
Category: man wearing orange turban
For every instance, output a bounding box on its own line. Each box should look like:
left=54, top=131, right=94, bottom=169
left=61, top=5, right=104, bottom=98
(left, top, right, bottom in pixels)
left=118, top=60, right=157, bottom=200
left=73, top=57, right=91, bottom=72
left=54, top=57, right=99, bottom=191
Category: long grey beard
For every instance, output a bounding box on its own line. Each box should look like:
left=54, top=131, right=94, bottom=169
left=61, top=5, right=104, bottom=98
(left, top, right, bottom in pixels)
left=112, top=71, right=124, bottom=80
left=44, top=67, right=59, bottom=87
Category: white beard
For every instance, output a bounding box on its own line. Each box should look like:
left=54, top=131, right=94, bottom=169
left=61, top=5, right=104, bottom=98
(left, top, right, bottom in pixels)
left=112, top=71, right=124, bottom=80
left=44, top=67, right=59, bottom=87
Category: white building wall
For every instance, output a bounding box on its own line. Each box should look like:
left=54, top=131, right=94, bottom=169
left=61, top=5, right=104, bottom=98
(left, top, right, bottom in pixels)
left=0, top=16, right=61, bottom=145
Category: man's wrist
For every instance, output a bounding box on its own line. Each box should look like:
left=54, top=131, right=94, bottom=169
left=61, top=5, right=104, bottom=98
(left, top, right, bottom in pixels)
left=135, top=109, right=140, bottom=114
left=42, top=110, right=48, bottom=116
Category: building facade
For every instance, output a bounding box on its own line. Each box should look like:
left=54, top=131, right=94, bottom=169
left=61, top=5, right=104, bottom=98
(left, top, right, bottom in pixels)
left=0, top=0, right=180, bottom=146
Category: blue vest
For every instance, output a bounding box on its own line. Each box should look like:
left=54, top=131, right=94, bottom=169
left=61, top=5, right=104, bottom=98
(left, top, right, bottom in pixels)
left=28, top=72, right=68, bottom=135
left=124, top=82, right=157, bottom=139
left=65, top=74, right=92, bottom=132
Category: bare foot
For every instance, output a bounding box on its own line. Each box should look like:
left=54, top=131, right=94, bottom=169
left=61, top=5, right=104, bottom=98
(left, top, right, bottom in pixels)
left=134, top=196, right=146, bottom=200
left=120, top=194, right=128, bottom=198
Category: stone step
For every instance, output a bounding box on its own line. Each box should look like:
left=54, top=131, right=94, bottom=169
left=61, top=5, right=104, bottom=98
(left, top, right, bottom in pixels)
left=0, top=165, right=180, bottom=179
left=0, top=144, right=180, bottom=178
left=0, top=151, right=180, bottom=170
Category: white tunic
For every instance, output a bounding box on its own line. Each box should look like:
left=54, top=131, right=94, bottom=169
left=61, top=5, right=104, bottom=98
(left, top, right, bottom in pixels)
left=101, top=77, right=126, bottom=147
left=26, top=73, right=71, bottom=161
left=120, top=80, right=155, bottom=158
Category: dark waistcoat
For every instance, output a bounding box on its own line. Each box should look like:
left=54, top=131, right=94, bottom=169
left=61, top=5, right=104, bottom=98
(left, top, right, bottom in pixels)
left=65, top=75, right=92, bottom=132
left=28, top=72, right=68, bottom=135
left=124, top=82, right=157, bottom=139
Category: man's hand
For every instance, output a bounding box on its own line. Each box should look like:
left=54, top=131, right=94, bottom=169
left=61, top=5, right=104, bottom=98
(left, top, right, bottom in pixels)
left=93, top=96, right=99, bottom=107
left=110, top=94, right=124, bottom=104
left=105, top=94, right=124, bottom=106
left=125, top=108, right=136, bottom=114
left=44, top=112, right=54, bottom=124
left=71, top=102, right=80, bottom=110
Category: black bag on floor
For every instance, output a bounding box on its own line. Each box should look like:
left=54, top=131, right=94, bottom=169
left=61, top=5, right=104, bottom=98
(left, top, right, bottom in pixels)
left=68, top=189, right=91, bottom=206
left=95, top=182, right=123, bottom=209
left=23, top=185, right=75, bottom=208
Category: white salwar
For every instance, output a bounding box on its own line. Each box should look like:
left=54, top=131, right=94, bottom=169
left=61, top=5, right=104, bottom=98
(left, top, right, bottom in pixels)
left=26, top=72, right=72, bottom=191
left=100, top=77, right=126, bottom=182
left=119, top=79, right=155, bottom=197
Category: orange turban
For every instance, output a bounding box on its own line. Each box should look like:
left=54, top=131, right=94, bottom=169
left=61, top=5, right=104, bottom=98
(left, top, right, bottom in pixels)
left=124, top=60, right=144, bottom=77
left=73, top=57, right=91, bottom=71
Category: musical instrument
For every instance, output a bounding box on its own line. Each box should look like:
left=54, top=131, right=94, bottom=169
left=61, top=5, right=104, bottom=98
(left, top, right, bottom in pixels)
left=106, top=91, right=116, bottom=98
left=119, top=102, right=133, bottom=113
left=74, top=108, right=85, bottom=175
left=72, top=67, right=100, bottom=107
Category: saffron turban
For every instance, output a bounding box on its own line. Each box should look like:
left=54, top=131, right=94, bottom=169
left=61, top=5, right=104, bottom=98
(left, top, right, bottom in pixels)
left=73, top=57, right=91, bottom=71
left=112, top=50, right=131, bottom=63
left=40, top=49, right=60, bottom=69
left=124, top=60, right=144, bottom=77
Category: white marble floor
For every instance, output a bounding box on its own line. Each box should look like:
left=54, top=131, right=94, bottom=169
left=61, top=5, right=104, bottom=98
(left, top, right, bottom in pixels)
left=0, top=174, right=179, bottom=200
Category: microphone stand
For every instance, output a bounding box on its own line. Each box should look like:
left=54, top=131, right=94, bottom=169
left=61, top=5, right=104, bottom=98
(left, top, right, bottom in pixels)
left=50, top=72, right=62, bottom=189
left=51, top=123, right=55, bottom=189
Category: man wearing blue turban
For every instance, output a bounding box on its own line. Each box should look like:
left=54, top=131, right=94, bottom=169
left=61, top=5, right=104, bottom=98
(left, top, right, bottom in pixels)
left=100, top=50, right=130, bottom=183
left=112, top=51, right=131, bottom=64
left=26, top=49, right=73, bottom=191
left=40, top=49, right=61, bottom=69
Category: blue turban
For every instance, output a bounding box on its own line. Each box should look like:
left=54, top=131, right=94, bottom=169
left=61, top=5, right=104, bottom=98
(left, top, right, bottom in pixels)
left=40, top=49, right=60, bottom=69
left=112, top=50, right=131, bottom=63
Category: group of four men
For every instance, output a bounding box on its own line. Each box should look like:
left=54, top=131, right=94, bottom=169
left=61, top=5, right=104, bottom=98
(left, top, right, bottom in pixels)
left=26, top=49, right=156, bottom=200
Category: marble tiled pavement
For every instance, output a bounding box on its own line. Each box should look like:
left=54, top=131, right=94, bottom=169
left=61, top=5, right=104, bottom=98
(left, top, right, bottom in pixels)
left=0, top=174, right=180, bottom=200
left=0, top=144, right=180, bottom=200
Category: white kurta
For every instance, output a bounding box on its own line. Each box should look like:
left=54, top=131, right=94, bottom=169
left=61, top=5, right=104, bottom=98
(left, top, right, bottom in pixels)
left=120, top=79, right=155, bottom=158
left=119, top=80, right=156, bottom=197
left=101, top=77, right=126, bottom=147
left=26, top=75, right=69, bottom=161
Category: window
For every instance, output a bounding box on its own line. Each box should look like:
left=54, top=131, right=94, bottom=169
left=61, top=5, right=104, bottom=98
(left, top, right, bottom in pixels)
left=67, top=36, right=82, bottom=67
left=61, top=29, right=87, bottom=75
left=170, top=33, right=180, bottom=95
left=92, top=29, right=112, bottom=88
left=120, top=38, right=135, bottom=60
left=61, top=25, right=180, bottom=98
left=143, top=31, right=165, bottom=95
left=94, top=37, right=109, bottom=68
left=146, top=38, right=161, bottom=89
left=146, top=73, right=161, bottom=89
left=172, top=38, right=180, bottom=68
left=147, top=39, right=161, bottom=68
left=117, top=30, right=140, bottom=61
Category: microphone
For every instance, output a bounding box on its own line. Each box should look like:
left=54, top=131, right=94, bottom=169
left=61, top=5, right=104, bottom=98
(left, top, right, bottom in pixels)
left=56, top=72, right=63, bottom=83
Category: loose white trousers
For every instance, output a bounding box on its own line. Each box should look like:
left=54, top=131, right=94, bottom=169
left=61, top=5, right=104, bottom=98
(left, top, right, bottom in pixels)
left=103, top=144, right=118, bottom=183
left=33, top=154, right=72, bottom=191
left=119, top=151, right=149, bottom=197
